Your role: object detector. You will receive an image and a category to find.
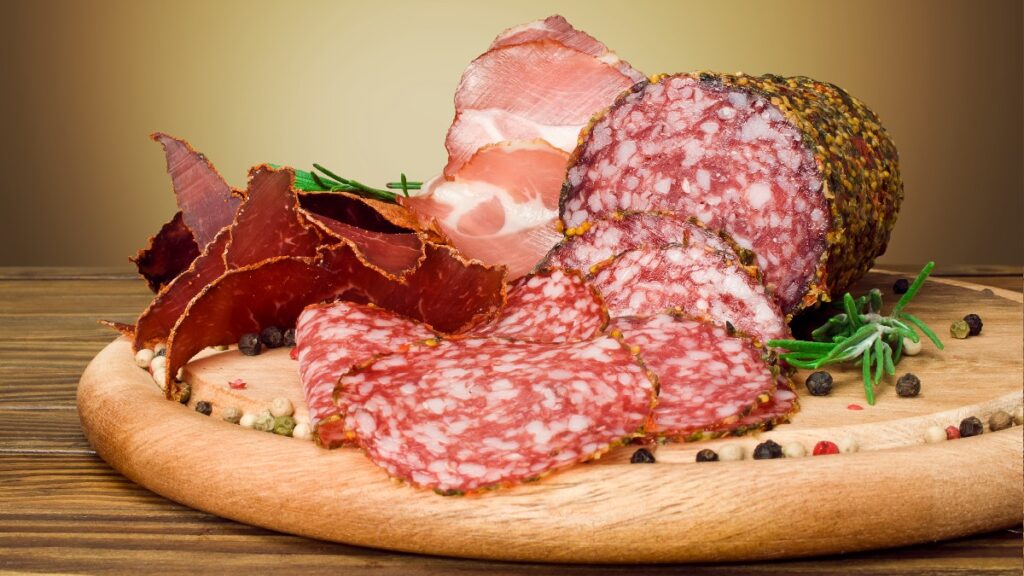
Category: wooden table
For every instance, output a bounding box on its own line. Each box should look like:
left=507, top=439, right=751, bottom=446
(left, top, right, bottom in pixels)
left=2, top=266, right=1021, bottom=575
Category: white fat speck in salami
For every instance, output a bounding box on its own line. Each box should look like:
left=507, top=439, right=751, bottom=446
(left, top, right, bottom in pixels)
left=470, top=268, right=607, bottom=343
left=610, top=314, right=780, bottom=441
left=337, top=335, right=655, bottom=492
left=589, top=243, right=789, bottom=343
left=295, top=301, right=435, bottom=447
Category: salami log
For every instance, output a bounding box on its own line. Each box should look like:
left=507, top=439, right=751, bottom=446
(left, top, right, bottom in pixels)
left=560, top=73, right=902, bottom=314
left=610, top=314, right=783, bottom=441
left=338, top=335, right=655, bottom=493
left=589, top=244, right=788, bottom=343
left=295, top=301, right=435, bottom=448
left=470, top=268, right=607, bottom=343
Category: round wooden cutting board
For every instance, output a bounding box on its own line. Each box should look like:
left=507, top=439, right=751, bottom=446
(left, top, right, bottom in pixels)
left=77, top=271, right=1024, bottom=563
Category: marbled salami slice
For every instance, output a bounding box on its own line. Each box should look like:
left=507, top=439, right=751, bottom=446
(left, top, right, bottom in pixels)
left=470, top=268, right=606, bottom=343
left=590, top=244, right=788, bottom=343
left=610, top=314, right=780, bottom=441
left=338, top=335, right=655, bottom=493
left=543, top=211, right=747, bottom=275
left=703, top=385, right=799, bottom=438
left=295, top=301, right=435, bottom=448
left=560, top=74, right=902, bottom=313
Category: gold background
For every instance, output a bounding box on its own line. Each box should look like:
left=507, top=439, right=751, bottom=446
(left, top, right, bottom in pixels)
left=1, top=0, right=1020, bottom=267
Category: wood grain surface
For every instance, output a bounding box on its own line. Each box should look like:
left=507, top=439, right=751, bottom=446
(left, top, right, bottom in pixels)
left=2, top=266, right=1023, bottom=574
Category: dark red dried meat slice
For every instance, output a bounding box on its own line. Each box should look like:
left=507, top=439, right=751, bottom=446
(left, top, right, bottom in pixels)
left=470, top=268, right=606, bottom=343
left=560, top=74, right=902, bottom=313
left=130, top=211, right=201, bottom=293
left=153, top=133, right=241, bottom=248
left=610, top=314, right=779, bottom=441
left=133, top=228, right=230, bottom=351
left=223, top=166, right=324, bottom=268
left=296, top=301, right=436, bottom=448
left=298, top=191, right=428, bottom=236
left=302, top=213, right=424, bottom=279
left=589, top=244, right=788, bottom=343
left=337, top=335, right=655, bottom=492
left=543, top=211, right=748, bottom=275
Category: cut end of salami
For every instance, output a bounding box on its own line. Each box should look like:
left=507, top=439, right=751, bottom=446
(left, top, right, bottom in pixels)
left=469, top=267, right=607, bottom=343
left=560, top=73, right=901, bottom=313
left=611, top=314, right=781, bottom=441
left=338, top=335, right=656, bottom=493
left=589, top=243, right=788, bottom=344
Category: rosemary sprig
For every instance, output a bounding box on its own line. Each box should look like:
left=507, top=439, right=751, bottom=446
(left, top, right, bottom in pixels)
left=273, top=163, right=422, bottom=203
left=767, top=262, right=942, bottom=405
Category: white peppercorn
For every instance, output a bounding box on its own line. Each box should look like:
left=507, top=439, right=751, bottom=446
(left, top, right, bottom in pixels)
left=270, top=397, right=294, bottom=418
left=718, top=444, right=744, bottom=461
left=782, top=442, right=806, bottom=458
left=135, top=348, right=154, bottom=368
left=923, top=425, right=947, bottom=444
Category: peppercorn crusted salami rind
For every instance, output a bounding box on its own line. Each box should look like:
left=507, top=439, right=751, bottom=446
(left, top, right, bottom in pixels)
left=295, top=301, right=437, bottom=448
left=130, top=211, right=201, bottom=293
left=152, top=133, right=242, bottom=249
left=542, top=211, right=757, bottom=278
left=469, top=267, right=608, bottom=343
left=588, top=243, right=789, bottom=344
left=560, top=73, right=902, bottom=314
left=609, top=314, right=780, bottom=441
left=702, top=384, right=799, bottom=439
left=336, top=334, right=657, bottom=493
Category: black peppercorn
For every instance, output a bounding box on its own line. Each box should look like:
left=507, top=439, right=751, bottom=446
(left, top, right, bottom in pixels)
left=195, top=401, right=212, bottom=416
left=893, top=278, right=909, bottom=294
left=695, top=449, right=719, bottom=462
left=963, top=314, right=983, bottom=336
left=630, top=448, right=656, bottom=463
left=260, top=326, right=283, bottom=349
left=725, top=321, right=736, bottom=336
left=895, top=373, right=921, bottom=397
left=958, top=416, right=984, bottom=438
left=282, top=328, right=297, bottom=347
left=753, top=440, right=783, bottom=460
left=805, top=371, right=833, bottom=396
left=239, top=332, right=261, bottom=356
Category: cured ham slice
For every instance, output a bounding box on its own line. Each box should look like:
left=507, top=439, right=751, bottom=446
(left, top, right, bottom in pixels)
left=444, top=38, right=639, bottom=177
left=402, top=141, right=567, bottom=279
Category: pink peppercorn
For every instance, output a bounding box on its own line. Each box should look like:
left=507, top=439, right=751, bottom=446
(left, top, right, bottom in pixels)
left=813, top=441, right=840, bottom=455
left=945, top=426, right=961, bottom=440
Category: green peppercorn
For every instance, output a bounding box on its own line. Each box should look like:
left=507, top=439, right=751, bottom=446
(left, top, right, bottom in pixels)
left=893, top=278, right=909, bottom=294
left=195, top=401, right=212, bottom=416
left=260, top=326, right=284, bottom=349
left=282, top=328, right=297, bottom=347
left=753, top=440, right=783, bottom=460
left=695, top=449, right=718, bottom=462
left=630, top=448, right=656, bottom=463
left=177, top=382, right=192, bottom=404
left=963, top=314, right=983, bottom=336
left=895, top=373, right=921, bottom=397
left=805, top=371, right=833, bottom=396
left=253, top=410, right=275, bottom=432
left=958, top=416, right=983, bottom=438
left=988, top=410, right=1013, bottom=432
left=239, top=332, right=262, bottom=356
left=950, top=320, right=970, bottom=339
left=273, top=415, right=297, bottom=436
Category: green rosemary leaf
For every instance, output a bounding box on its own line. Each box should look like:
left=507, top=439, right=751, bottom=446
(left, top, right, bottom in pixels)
left=869, top=288, right=883, bottom=314
left=844, top=293, right=863, bottom=329
left=766, top=339, right=838, bottom=353
left=862, top=345, right=875, bottom=405
left=892, top=333, right=904, bottom=364
left=898, top=312, right=944, bottom=350
left=892, top=261, right=935, bottom=315
left=873, top=338, right=884, bottom=385
left=882, top=342, right=896, bottom=375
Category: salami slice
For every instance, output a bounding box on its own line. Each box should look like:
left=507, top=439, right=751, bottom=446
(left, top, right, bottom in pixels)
left=590, top=244, right=788, bottom=343
left=560, top=74, right=902, bottom=313
left=543, top=211, right=749, bottom=275
left=701, top=385, right=799, bottom=439
left=610, top=314, right=780, bottom=441
left=470, top=268, right=607, bottom=343
left=338, top=335, right=655, bottom=493
left=296, top=301, right=435, bottom=448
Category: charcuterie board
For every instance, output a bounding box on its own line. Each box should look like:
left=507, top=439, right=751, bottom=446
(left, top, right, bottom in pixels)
left=77, top=270, right=1023, bottom=563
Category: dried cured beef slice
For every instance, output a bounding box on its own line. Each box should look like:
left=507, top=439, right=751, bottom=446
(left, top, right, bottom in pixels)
left=470, top=268, right=607, bottom=343
left=444, top=39, right=638, bottom=177
left=560, top=74, right=902, bottom=313
left=590, top=244, right=788, bottom=343
left=130, top=211, right=201, bottom=292
left=152, top=133, right=241, bottom=247
left=338, top=335, right=655, bottom=493
left=295, top=301, right=435, bottom=448
left=404, top=141, right=567, bottom=280
left=543, top=211, right=746, bottom=275
left=610, top=315, right=779, bottom=441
